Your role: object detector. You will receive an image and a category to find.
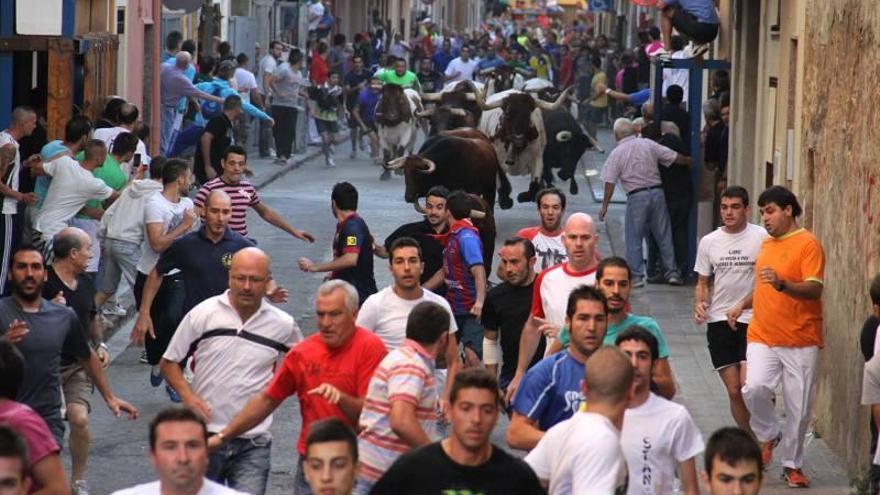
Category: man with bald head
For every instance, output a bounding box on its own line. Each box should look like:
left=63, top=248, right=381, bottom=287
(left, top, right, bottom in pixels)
left=598, top=117, right=692, bottom=287
left=506, top=211, right=600, bottom=402
left=525, top=346, right=633, bottom=493
left=161, top=247, right=303, bottom=495
left=134, top=190, right=287, bottom=399
left=160, top=51, right=224, bottom=154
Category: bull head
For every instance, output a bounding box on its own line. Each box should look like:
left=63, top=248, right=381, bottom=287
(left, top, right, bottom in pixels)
left=533, top=86, right=573, bottom=112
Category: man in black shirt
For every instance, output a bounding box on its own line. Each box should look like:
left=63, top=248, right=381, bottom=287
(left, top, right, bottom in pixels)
left=379, top=186, right=449, bottom=295
left=417, top=58, right=443, bottom=94
left=298, top=182, right=377, bottom=305
left=482, top=237, right=543, bottom=394
left=642, top=123, right=692, bottom=281
left=663, top=85, right=691, bottom=153
left=42, top=227, right=106, bottom=493
left=370, top=368, right=545, bottom=495
left=195, top=95, right=243, bottom=184
left=0, top=246, right=137, bottom=446
left=343, top=56, right=370, bottom=159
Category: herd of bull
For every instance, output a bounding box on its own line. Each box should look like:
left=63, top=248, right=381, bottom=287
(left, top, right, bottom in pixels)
left=372, top=73, right=604, bottom=267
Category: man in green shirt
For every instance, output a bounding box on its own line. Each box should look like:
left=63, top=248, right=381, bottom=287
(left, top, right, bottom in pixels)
left=377, top=57, right=421, bottom=91
left=554, top=256, right=677, bottom=399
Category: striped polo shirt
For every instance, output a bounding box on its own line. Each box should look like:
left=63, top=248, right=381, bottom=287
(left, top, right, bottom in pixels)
left=357, top=340, right=440, bottom=483
left=195, top=177, right=261, bottom=237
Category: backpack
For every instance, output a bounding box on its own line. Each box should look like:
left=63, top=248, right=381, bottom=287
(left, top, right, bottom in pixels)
left=199, top=83, right=225, bottom=119
left=309, top=86, right=339, bottom=111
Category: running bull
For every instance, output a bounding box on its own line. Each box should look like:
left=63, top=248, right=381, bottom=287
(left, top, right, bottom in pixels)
left=376, top=84, right=423, bottom=180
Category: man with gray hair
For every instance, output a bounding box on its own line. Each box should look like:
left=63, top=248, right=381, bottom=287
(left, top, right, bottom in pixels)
left=211, top=279, right=387, bottom=495
left=598, top=117, right=692, bottom=287
left=160, top=51, right=225, bottom=154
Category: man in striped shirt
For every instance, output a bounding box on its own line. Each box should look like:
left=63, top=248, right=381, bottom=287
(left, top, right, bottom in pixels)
left=194, top=145, right=314, bottom=243
left=355, top=301, right=450, bottom=494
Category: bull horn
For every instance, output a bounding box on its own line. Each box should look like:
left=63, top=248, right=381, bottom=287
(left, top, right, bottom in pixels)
left=420, top=92, right=442, bottom=101
left=474, top=84, right=502, bottom=111
left=413, top=198, right=428, bottom=214
left=418, top=158, right=436, bottom=174
left=450, top=108, right=468, bottom=117
left=556, top=130, right=572, bottom=142
left=469, top=209, right=487, bottom=219
left=415, top=108, right=435, bottom=118
left=535, top=86, right=573, bottom=111
left=386, top=156, right=408, bottom=170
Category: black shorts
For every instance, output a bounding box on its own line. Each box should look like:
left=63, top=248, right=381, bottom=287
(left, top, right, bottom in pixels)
left=667, top=5, right=719, bottom=44
left=707, top=320, right=748, bottom=370
left=315, top=119, right=339, bottom=135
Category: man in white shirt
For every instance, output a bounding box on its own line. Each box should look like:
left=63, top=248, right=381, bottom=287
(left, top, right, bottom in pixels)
left=33, top=140, right=119, bottom=261
left=357, top=237, right=460, bottom=404
left=514, top=187, right=568, bottom=274
left=694, top=185, right=768, bottom=433
left=257, top=41, right=283, bottom=158
left=615, top=326, right=703, bottom=495
left=307, top=0, right=325, bottom=34
left=111, top=408, right=247, bottom=495
left=160, top=248, right=302, bottom=495
left=507, top=212, right=599, bottom=403
left=0, top=107, right=40, bottom=294
left=93, top=103, right=151, bottom=168
left=524, top=346, right=633, bottom=494
left=233, top=53, right=264, bottom=148
left=443, top=45, right=478, bottom=83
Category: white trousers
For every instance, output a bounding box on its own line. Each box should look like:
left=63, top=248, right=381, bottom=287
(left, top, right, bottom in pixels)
left=742, top=342, right=819, bottom=469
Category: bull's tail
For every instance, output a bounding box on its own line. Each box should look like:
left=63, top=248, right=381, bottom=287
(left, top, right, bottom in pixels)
left=497, top=166, right=513, bottom=210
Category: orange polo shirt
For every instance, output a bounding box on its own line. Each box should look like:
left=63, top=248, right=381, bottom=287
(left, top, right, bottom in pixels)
left=748, top=228, right=825, bottom=348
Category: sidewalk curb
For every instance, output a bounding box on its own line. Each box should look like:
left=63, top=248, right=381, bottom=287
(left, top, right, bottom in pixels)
left=105, top=134, right=348, bottom=364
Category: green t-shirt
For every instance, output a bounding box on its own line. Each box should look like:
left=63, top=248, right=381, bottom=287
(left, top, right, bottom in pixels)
left=377, top=69, right=419, bottom=89
left=557, top=313, right=670, bottom=358
left=85, top=154, right=126, bottom=210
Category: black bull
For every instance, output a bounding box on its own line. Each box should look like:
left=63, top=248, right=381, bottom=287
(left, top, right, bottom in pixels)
left=541, top=107, right=594, bottom=195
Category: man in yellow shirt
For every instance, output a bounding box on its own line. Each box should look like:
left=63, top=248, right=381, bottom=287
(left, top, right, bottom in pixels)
left=728, top=185, right=823, bottom=488
left=584, top=55, right=607, bottom=139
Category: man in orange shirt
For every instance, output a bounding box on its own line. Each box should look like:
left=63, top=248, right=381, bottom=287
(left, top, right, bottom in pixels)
left=728, top=186, right=823, bottom=488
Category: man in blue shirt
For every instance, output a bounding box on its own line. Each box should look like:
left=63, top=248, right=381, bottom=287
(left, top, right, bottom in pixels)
left=506, top=285, right=608, bottom=451
left=298, top=182, right=377, bottom=306
left=431, top=39, right=456, bottom=74
left=657, top=0, right=720, bottom=55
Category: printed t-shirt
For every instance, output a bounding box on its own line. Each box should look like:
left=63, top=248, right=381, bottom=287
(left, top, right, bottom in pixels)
left=444, top=223, right=484, bottom=314
left=511, top=351, right=585, bottom=431
left=332, top=213, right=377, bottom=305
left=481, top=280, right=543, bottom=385
left=0, top=400, right=61, bottom=492
left=0, top=298, right=90, bottom=427
left=265, top=327, right=387, bottom=454
left=621, top=394, right=704, bottom=495
left=356, top=286, right=457, bottom=351
left=558, top=313, right=670, bottom=359
left=194, top=178, right=261, bottom=237
left=358, top=340, right=440, bottom=483
left=517, top=226, right=567, bottom=272
left=370, top=442, right=545, bottom=495
left=136, top=194, right=194, bottom=275
left=525, top=412, right=629, bottom=494
left=694, top=223, right=768, bottom=323
left=748, top=228, right=825, bottom=347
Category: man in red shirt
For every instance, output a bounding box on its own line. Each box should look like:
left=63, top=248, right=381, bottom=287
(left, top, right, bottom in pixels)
left=210, top=279, right=386, bottom=494
left=310, top=42, right=330, bottom=86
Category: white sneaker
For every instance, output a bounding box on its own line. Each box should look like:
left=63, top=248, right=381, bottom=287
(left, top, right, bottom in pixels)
left=73, top=480, right=91, bottom=495
left=101, top=303, right=128, bottom=317
left=268, top=148, right=277, bottom=158
left=326, top=157, right=337, bottom=167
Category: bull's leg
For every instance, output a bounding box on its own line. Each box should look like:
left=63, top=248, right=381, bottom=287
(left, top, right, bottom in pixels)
left=517, top=179, right=542, bottom=203
left=393, top=146, right=405, bottom=176
left=497, top=170, right=514, bottom=210
left=569, top=177, right=579, bottom=195
left=380, top=148, right=392, bottom=181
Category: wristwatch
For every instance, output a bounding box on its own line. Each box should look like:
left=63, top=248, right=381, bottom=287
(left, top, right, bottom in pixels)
left=774, top=280, right=786, bottom=292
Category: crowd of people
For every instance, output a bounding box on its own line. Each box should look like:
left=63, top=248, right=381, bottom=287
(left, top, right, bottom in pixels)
left=1, top=0, right=870, bottom=494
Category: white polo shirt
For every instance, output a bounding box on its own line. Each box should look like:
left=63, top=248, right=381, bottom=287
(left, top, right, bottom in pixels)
left=163, top=291, right=303, bottom=437
left=111, top=479, right=247, bottom=495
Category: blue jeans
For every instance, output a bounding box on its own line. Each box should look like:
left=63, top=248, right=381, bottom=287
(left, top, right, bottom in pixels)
left=207, top=434, right=272, bottom=495
left=160, top=105, right=177, bottom=155
left=624, top=188, right=678, bottom=280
